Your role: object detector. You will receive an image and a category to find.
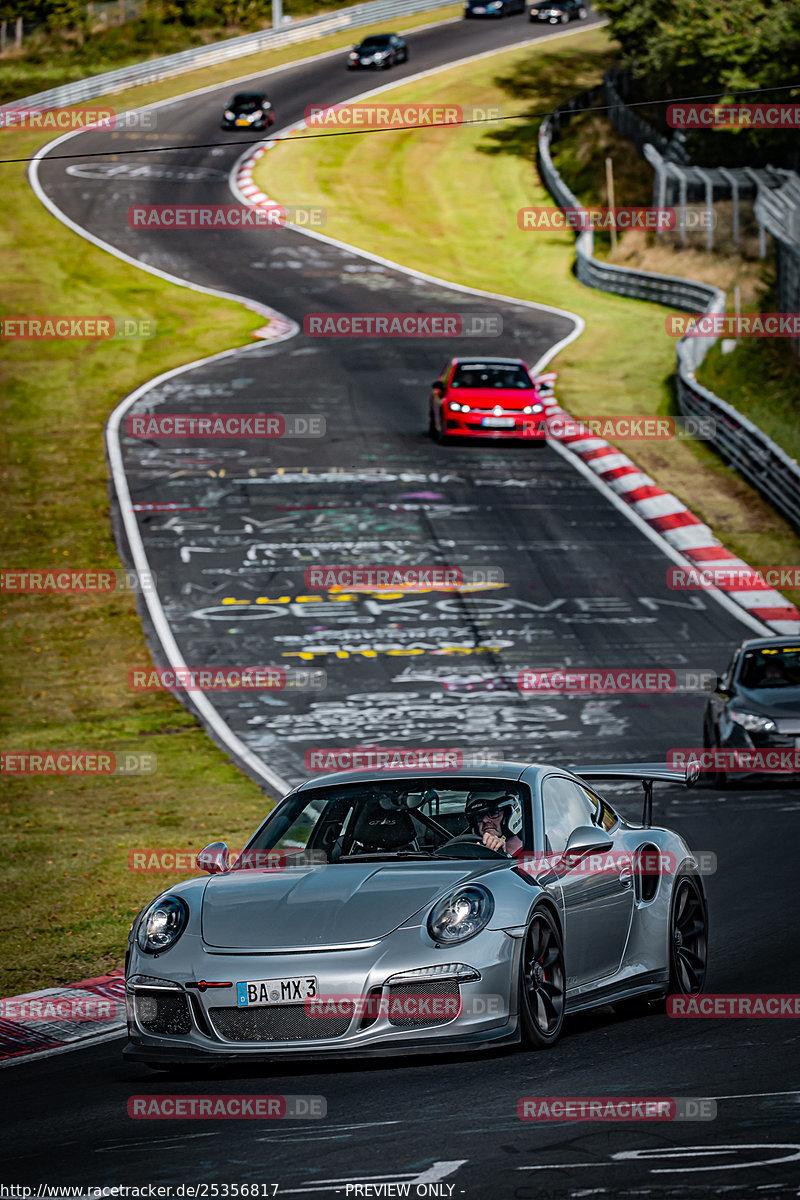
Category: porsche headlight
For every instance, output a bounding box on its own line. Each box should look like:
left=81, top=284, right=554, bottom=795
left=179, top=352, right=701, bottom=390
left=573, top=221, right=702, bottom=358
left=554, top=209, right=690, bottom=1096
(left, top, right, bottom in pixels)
left=224, top=110, right=235, bottom=119
left=427, top=885, right=494, bottom=944
left=729, top=710, right=776, bottom=733
left=136, top=895, right=188, bottom=954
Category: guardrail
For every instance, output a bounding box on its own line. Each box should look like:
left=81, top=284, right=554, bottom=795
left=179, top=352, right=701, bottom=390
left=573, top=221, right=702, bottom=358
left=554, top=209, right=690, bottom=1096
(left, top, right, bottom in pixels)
left=538, top=102, right=800, bottom=534
left=3, top=0, right=453, bottom=112
left=603, top=66, right=690, bottom=165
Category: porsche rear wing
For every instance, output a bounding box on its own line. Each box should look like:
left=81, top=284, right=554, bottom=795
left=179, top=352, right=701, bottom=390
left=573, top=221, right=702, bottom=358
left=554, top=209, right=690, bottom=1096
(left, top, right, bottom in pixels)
left=573, top=761, right=700, bottom=827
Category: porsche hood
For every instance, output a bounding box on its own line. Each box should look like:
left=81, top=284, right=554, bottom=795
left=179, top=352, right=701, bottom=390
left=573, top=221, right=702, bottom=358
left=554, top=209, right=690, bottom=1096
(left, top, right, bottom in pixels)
left=201, top=861, right=481, bottom=950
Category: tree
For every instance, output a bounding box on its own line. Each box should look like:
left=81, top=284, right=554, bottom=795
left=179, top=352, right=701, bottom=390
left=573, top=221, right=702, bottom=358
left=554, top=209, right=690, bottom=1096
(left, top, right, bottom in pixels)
left=594, top=0, right=800, bottom=166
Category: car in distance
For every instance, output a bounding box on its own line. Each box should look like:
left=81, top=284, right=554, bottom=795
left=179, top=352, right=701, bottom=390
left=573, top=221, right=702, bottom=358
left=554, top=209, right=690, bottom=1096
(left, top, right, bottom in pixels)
left=530, top=0, right=587, bottom=22
left=465, top=0, right=525, bottom=18
left=347, top=33, right=408, bottom=69
left=429, top=357, right=547, bottom=442
left=123, top=761, right=707, bottom=1069
left=703, top=636, right=800, bottom=785
left=221, top=92, right=275, bottom=131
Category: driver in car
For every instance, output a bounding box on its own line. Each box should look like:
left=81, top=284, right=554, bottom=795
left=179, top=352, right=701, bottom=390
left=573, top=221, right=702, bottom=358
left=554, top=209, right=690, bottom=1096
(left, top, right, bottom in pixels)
left=465, top=792, right=523, bottom=856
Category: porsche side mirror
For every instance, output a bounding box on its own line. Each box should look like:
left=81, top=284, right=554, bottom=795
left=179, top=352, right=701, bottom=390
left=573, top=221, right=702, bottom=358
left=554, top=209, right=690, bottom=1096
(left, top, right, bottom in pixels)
left=197, top=841, right=230, bottom=874
left=431, top=381, right=444, bottom=393
left=714, top=675, right=728, bottom=694
left=564, top=825, right=613, bottom=863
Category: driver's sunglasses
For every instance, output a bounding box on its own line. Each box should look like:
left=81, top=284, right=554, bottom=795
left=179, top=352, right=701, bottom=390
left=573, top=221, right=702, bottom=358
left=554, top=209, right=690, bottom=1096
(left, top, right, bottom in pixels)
left=481, top=809, right=503, bottom=820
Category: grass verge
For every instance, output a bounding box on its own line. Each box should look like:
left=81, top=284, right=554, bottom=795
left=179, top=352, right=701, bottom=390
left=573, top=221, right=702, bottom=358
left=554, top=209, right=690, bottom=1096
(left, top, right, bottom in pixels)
left=0, top=122, right=270, bottom=995
left=0, top=7, right=461, bottom=995
left=255, top=23, right=800, bottom=598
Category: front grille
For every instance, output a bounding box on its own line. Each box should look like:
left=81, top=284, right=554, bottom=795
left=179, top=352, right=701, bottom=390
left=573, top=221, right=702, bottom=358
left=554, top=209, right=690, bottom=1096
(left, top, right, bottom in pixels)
left=209, top=1004, right=353, bottom=1042
left=135, top=991, right=192, bottom=1035
left=385, top=981, right=460, bottom=1028
left=465, top=421, right=520, bottom=432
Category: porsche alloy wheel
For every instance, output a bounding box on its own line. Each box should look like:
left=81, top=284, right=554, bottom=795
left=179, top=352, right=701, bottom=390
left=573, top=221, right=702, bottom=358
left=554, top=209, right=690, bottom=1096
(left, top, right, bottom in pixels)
left=669, top=872, right=708, bottom=995
left=520, top=907, right=565, bottom=1048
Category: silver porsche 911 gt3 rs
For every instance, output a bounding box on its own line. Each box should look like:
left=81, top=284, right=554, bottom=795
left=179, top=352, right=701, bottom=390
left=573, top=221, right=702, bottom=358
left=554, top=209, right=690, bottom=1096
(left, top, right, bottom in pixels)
left=123, top=761, right=708, bottom=1070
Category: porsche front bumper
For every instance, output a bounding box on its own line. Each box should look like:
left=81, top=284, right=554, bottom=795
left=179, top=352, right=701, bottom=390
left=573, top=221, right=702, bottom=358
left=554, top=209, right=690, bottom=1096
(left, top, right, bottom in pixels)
left=123, top=927, right=520, bottom=1063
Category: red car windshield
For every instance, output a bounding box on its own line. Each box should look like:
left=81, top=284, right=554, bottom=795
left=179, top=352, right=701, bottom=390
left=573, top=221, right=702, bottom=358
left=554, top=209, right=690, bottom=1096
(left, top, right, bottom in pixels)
left=451, top=364, right=533, bottom=389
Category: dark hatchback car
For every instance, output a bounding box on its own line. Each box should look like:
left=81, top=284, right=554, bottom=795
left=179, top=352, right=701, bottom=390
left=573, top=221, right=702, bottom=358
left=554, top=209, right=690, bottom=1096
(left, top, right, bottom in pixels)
left=221, top=93, right=275, bottom=131
left=465, top=0, right=524, bottom=17
left=347, top=33, right=408, bottom=69
left=703, top=637, right=800, bottom=784
left=530, top=0, right=588, bottom=22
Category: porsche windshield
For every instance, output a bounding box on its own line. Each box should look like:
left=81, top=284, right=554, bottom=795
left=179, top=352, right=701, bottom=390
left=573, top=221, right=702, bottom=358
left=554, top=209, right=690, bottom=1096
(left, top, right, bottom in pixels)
left=243, top=779, right=527, bottom=863
left=451, top=364, right=532, bottom=389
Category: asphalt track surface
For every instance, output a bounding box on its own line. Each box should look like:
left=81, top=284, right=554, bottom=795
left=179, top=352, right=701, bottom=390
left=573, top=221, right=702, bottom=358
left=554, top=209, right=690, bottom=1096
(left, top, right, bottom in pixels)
left=7, top=10, right=800, bottom=1198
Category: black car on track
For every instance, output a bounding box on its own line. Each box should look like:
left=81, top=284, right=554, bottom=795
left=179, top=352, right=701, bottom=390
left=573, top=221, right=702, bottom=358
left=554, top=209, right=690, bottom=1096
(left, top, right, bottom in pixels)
left=703, top=636, right=800, bottom=785
left=529, top=0, right=588, bottom=22
left=347, top=34, right=409, bottom=69
left=465, top=0, right=525, bottom=16
left=221, top=93, right=275, bottom=131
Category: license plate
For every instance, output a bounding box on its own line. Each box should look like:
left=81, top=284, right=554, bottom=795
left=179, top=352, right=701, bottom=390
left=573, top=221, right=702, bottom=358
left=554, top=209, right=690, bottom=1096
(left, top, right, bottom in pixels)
left=236, top=976, right=317, bottom=1007
left=473, top=7, right=485, bottom=11
left=482, top=416, right=515, bottom=428
left=236, top=118, right=249, bottom=126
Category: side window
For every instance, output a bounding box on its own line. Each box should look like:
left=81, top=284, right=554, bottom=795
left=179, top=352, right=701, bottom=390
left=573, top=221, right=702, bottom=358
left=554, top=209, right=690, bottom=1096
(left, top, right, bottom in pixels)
left=542, top=776, right=596, bottom=853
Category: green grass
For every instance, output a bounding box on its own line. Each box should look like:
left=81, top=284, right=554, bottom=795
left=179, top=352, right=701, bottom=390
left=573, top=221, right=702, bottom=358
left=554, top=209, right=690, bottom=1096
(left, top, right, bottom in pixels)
left=255, top=23, right=800, bottom=599
left=0, top=121, right=274, bottom=995
left=698, top=330, right=800, bottom=466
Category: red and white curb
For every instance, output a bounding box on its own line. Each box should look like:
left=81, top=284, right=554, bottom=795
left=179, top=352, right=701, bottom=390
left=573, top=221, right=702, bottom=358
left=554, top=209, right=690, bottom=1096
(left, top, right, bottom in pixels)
left=235, top=114, right=311, bottom=216
left=544, top=400, right=800, bottom=635
left=0, top=970, right=125, bottom=1061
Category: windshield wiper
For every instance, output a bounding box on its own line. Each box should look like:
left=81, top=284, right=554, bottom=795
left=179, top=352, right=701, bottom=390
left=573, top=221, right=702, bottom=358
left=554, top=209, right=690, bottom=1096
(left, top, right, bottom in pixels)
left=337, top=851, right=439, bottom=861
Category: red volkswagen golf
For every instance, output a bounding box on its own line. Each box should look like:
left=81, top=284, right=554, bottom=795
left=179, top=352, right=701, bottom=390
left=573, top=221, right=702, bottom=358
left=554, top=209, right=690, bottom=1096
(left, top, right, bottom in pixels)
left=428, top=357, right=548, bottom=441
